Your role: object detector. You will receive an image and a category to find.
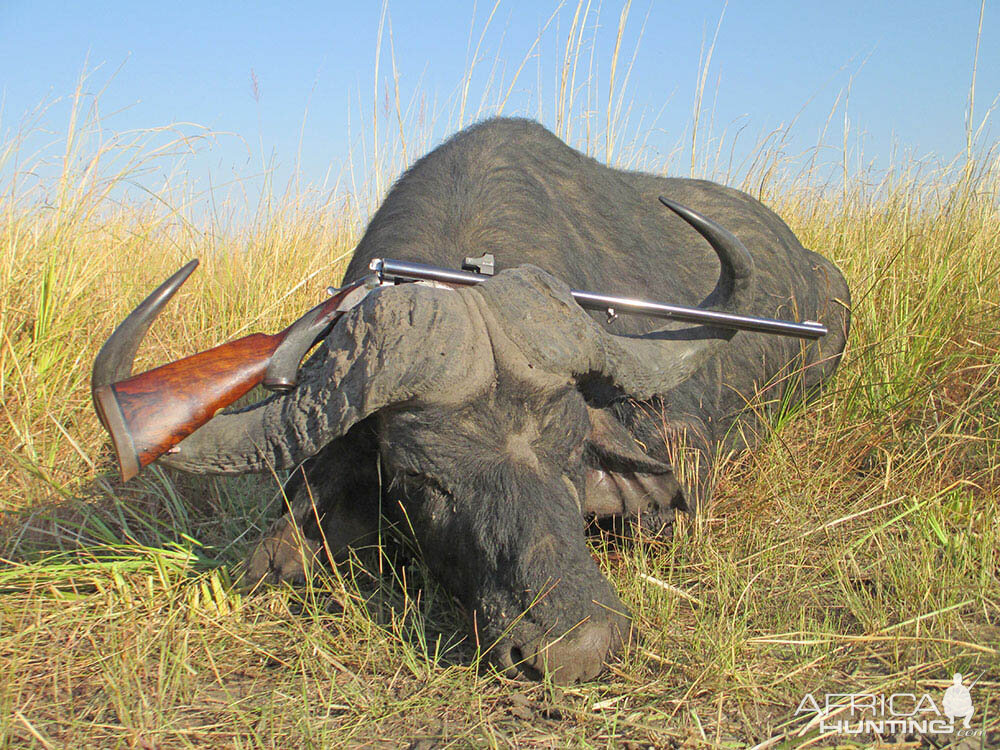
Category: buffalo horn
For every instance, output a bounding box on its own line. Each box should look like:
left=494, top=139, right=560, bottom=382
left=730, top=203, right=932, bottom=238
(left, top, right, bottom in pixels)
left=91, top=259, right=199, bottom=394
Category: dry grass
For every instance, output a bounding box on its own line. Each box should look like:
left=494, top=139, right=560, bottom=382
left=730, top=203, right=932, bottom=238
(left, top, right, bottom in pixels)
left=2, top=3, right=999, bottom=747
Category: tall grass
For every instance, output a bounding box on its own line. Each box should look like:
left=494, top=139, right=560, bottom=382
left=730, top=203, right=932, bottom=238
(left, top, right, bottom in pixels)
left=1, top=2, right=998, bottom=746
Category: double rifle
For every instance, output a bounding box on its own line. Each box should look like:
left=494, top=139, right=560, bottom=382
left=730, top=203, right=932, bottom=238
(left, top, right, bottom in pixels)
left=92, top=255, right=827, bottom=481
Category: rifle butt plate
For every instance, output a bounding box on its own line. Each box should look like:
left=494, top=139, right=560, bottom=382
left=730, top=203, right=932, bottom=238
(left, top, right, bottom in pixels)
left=93, top=384, right=141, bottom=482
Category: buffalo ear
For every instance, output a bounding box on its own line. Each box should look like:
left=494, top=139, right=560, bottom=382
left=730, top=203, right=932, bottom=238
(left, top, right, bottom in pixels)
left=583, top=407, right=671, bottom=474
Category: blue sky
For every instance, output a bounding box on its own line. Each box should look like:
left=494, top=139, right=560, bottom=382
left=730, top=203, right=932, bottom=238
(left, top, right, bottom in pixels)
left=1, top=1, right=996, bottom=203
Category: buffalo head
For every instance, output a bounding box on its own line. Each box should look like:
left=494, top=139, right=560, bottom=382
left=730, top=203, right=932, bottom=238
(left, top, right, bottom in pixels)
left=95, top=198, right=755, bottom=682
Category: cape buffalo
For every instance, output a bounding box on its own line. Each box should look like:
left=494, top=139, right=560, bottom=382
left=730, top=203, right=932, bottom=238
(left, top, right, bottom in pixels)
left=146, top=118, right=851, bottom=681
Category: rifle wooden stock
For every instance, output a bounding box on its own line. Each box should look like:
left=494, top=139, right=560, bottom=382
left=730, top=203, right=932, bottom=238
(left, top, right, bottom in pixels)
left=93, top=332, right=283, bottom=481
left=93, top=277, right=371, bottom=482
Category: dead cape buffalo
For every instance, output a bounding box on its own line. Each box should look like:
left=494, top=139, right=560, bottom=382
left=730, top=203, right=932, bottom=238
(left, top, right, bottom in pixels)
left=125, top=118, right=851, bottom=682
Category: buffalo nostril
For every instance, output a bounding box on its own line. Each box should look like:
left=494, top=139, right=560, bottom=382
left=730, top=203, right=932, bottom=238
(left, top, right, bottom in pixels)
left=490, top=611, right=631, bottom=683
left=493, top=620, right=623, bottom=683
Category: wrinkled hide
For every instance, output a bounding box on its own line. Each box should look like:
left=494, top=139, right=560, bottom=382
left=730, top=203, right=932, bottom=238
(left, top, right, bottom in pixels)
left=162, top=118, right=851, bottom=682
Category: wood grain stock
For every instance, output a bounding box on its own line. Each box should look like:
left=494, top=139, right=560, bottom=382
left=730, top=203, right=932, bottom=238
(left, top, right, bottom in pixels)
left=93, top=279, right=368, bottom=481
left=94, top=332, right=282, bottom=480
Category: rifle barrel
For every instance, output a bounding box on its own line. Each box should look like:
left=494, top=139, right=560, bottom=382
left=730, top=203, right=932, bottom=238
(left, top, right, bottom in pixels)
left=370, top=258, right=827, bottom=340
